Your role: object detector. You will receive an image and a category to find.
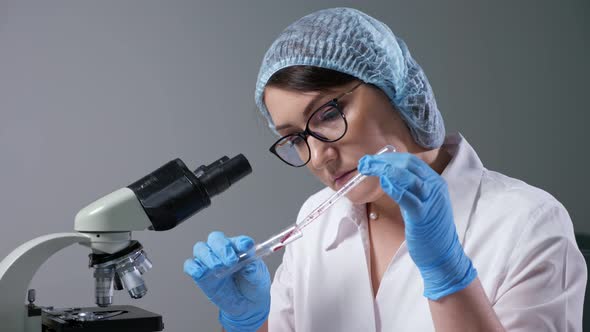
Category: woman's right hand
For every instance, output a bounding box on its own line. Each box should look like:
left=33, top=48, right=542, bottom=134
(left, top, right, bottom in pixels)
left=184, top=231, right=270, bottom=332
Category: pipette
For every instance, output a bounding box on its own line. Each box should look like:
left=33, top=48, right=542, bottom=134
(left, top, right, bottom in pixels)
left=214, top=145, right=396, bottom=278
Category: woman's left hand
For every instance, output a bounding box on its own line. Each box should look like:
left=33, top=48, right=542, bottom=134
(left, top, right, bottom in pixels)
left=358, top=152, right=477, bottom=300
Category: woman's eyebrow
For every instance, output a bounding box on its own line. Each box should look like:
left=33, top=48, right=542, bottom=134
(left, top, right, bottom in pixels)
left=275, top=123, right=293, bottom=131
left=274, top=93, right=333, bottom=131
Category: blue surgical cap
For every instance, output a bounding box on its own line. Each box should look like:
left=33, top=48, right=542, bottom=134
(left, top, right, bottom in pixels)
left=255, top=7, right=445, bottom=149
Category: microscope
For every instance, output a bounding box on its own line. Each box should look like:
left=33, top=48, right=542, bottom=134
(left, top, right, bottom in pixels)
left=0, top=154, right=252, bottom=332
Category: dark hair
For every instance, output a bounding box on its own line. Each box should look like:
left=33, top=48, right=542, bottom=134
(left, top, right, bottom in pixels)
left=266, top=66, right=358, bottom=92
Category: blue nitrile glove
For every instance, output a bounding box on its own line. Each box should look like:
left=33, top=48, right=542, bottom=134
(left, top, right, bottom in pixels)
left=358, top=152, right=477, bottom=300
left=183, top=231, right=270, bottom=332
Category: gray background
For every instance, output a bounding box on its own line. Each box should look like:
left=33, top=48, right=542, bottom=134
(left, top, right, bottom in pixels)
left=0, top=1, right=588, bottom=331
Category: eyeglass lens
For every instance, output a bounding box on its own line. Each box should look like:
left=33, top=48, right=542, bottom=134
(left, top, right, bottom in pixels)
left=273, top=103, right=346, bottom=166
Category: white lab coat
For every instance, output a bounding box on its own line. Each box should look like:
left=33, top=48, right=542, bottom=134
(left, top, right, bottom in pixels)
left=268, top=133, right=586, bottom=331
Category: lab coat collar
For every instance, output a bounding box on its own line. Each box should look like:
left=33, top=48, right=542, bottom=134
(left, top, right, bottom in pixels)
left=324, top=132, right=484, bottom=251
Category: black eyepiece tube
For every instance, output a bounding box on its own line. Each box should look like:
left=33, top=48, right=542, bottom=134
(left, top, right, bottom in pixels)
left=128, top=154, right=252, bottom=231
left=196, top=154, right=252, bottom=197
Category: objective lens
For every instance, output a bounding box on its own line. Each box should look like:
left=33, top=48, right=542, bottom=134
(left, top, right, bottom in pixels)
left=115, top=252, right=148, bottom=299
left=93, top=267, right=114, bottom=307
left=134, top=251, right=153, bottom=274
left=118, top=267, right=147, bottom=299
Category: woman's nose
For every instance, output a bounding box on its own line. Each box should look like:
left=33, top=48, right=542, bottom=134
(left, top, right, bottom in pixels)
left=307, top=136, right=336, bottom=170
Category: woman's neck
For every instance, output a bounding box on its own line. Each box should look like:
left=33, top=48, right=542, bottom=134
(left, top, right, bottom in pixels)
left=418, top=146, right=452, bottom=175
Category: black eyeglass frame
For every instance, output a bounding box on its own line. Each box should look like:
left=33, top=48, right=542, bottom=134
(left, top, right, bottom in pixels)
left=269, top=82, right=363, bottom=167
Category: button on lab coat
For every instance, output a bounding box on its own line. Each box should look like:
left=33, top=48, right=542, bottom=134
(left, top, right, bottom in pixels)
left=268, top=133, right=586, bottom=331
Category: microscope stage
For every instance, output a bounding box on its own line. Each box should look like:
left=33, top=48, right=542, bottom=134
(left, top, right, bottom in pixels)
left=41, top=305, right=163, bottom=332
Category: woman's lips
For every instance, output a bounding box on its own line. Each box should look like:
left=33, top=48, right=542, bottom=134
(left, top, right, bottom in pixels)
left=333, top=169, right=357, bottom=189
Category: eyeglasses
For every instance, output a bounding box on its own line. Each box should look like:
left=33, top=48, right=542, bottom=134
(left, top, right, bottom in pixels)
left=269, top=82, right=363, bottom=167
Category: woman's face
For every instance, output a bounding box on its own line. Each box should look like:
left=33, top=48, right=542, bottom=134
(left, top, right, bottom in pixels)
left=264, top=82, right=421, bottom=204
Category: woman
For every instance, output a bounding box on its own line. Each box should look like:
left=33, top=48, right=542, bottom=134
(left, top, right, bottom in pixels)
left=183, top=8, right=586, bottom=331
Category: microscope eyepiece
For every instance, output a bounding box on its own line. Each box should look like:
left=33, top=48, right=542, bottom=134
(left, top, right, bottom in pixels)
left=127, top=154, right=252, bottom=231
left=195, top=154, right=252, bottom=197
